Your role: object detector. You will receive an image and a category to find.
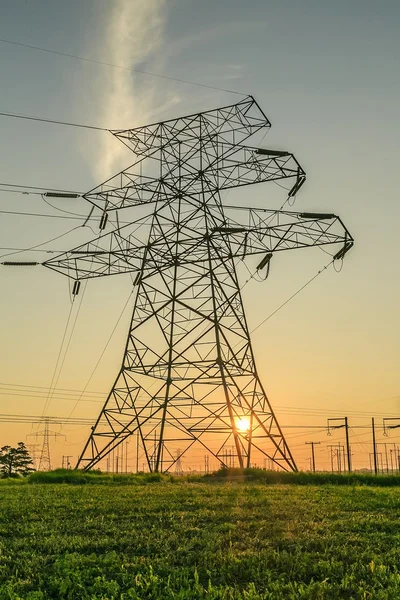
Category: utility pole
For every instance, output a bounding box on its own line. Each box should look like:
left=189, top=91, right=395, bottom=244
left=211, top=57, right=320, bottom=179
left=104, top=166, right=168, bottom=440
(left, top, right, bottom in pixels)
left=383, top=418, right=400, bottom=437
left=62, top=455, right=72, bottom=469
left=389, top=448, right=395, bottom=474
left=327, top=418, right=351, bottom=472
left=328, top=444, right=344, bottom=473
left=125, top=440, right=129, bottom=474
left=344, top=417, right=351, bottom=472
left=384, top=443, right=389, bottom=474
left=136, top=432, right=139, bottom=473
left=372, top=418, right=378, bottom=475
left=305, top=441, right=320, bottom=473
left=204, top=455, right=210, bottom=474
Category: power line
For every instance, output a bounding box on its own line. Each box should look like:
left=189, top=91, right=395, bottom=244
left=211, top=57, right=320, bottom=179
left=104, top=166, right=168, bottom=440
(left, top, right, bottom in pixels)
left=0, top=246, right=75, bottom=254
left=0, top=225, right=83, bottom=261
left=62, top=288, right=135, bottom=425
left=42, top=280, right=89, bottom=417
left=0, top=181, right=82, bottom=194
left=7, top=379, right=397, bottom=413
left=277, top=405, right=400, bottom=418
left=0, top=211, right=94, bottom=222
left=0, top=412, right=385, bottom=430
left=41, top=195, right=88, bottom=218
left=250, top=260, right=334, bottom=334
left=40, top=299, right=76, bottom=419
left=0, top=188, right=45, bottom=196
left=0, top=37, right=245, bottom=97
left=1, top=385, right=397, bottom=420
left=0, top=109, right=108, bottom=131
left=2, top=413, right=94, bottom=425
left=0, top=381, right=102, bottom=393
left=0, top=390, right=103, bottom=403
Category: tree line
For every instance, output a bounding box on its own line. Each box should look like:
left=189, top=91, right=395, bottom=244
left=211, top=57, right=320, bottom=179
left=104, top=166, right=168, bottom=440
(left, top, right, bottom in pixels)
left=0, top=442, right=35, bottom=477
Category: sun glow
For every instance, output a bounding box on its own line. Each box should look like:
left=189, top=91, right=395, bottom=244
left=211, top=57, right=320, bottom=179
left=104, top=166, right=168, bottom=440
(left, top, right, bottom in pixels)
left=236, top=416, right=250, bottom=433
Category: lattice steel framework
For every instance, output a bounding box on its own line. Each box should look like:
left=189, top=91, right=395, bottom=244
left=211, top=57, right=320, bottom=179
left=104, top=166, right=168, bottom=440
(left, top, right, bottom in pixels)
left=43, top=96, right=353, bottom=472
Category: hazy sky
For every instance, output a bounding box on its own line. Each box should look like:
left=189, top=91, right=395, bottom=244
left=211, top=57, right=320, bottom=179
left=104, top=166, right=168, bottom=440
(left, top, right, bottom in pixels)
left=0, top=0, right=399, bottom=472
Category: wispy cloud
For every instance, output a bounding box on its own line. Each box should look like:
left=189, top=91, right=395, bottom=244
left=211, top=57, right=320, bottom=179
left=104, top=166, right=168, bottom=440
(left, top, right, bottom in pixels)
left=92, top=0, right=169, bottom=181
left=161, top=21, right=264, bottom=61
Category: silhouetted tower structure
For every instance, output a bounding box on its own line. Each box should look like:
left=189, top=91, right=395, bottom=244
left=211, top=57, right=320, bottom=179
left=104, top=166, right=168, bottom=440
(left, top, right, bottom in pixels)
left=174, top=449, right=183, bottom=475
left=28, top=417, right=65, bottom=471
left=39, top=418, right=51, bottom=471
left=43, top=96, right=353, bottom=472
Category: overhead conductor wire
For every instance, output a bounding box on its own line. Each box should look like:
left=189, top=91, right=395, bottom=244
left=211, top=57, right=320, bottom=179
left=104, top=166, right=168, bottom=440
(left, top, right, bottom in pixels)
left=0, top=37, right=246, bottom=97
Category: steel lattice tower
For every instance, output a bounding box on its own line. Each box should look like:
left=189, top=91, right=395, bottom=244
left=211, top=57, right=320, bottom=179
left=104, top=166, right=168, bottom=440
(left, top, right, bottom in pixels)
left=43, top=96, right=353, bottom=472
left=27, top=417, right=64, bottom=471
left=38, top=418, right=51, bottom=471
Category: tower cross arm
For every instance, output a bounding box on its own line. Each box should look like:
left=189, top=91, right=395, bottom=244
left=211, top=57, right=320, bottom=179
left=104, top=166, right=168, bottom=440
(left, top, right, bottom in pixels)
left=206, top=145, right=305, bottom=196
left=42, top=230, right=150, bottom=281
left=213, top=211, right=354, bottom=260
left=83, top=147, right=304, bottom=213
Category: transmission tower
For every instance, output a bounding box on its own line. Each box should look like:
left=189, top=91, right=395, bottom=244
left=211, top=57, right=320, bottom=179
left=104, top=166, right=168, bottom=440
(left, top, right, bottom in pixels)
left=28, top=417, right=65, bottom=471
left=43, top=96, right=353, bottom=472
left=174, top=449, right=184, bottom=475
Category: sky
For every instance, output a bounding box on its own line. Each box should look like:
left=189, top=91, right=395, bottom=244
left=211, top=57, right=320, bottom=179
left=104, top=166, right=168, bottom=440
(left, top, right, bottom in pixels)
left=0, top=0, right=399, bottom=472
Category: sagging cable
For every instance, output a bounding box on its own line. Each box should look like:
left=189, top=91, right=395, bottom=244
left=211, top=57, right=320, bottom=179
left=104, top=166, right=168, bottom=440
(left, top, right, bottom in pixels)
left=82, top=206, right=94, bottom=227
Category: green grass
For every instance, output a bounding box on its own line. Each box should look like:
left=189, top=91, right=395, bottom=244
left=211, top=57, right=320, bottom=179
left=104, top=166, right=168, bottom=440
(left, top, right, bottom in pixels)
left=26, top=469, right=170, bottom=485
left=21, top=467, right=400, bottom=487
left=1, top=480, right=400, bottom=599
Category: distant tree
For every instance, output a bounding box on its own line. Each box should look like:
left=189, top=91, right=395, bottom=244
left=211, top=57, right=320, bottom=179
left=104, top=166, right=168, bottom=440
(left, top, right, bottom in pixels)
left=0, top=442, right=35, bottom=477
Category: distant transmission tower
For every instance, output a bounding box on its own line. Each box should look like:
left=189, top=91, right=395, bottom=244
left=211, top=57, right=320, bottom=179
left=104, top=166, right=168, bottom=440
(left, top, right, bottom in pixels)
left=43, top=96, right=353, bottom=472
left=28, top=417, right=65, bottom=471
left=174, top=449, right=183, bottom=475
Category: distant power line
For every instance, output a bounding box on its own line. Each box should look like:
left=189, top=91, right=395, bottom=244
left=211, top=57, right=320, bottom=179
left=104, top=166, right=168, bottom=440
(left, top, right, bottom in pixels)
left=0, top=37, right=245, bottom=97
left=0, top=109, right=108, bottom=131
left=0, top=182, right=82, bottom=194
left=0, top=411, right=385, bottom=430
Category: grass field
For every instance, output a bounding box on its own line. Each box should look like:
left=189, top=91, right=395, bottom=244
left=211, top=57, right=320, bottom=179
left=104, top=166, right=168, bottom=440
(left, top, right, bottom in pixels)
left=1, top=477, right=400, bottom=599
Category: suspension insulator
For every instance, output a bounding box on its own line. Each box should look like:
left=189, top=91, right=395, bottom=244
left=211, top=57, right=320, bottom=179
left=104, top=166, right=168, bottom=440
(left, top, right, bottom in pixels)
left=99, top=212, right=108, bottom=230
left=299, top=212, right=336, bottom=220
left=333, top=241, right=353, bottom=261
left=2, top=261, right=39, bottom=266
left=72, top=280, right=81, bottom=296
left=288, top=173, right=306, bottom=197
left=256, top=148, right=288, bottom=156
left=44, top=192, right=79, bottom=198
left=256, top=253, right=272, bottom=271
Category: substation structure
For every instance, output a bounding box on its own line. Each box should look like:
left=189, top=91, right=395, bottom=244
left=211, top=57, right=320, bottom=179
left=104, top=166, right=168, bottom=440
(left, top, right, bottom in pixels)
left=43, top=96, right=353, bottom=473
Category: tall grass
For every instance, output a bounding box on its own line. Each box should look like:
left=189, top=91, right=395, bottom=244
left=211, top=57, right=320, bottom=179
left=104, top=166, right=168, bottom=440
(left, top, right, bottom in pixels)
left=204, top=467, right=400, bottom=486
left=27, top=468, right=170, bottom=485
left=19, top=467, right=400, bottom=486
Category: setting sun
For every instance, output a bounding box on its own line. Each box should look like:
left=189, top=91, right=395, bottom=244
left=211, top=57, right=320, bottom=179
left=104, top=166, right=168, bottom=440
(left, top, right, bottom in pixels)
left=236, top=416, right=250, bottom=433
